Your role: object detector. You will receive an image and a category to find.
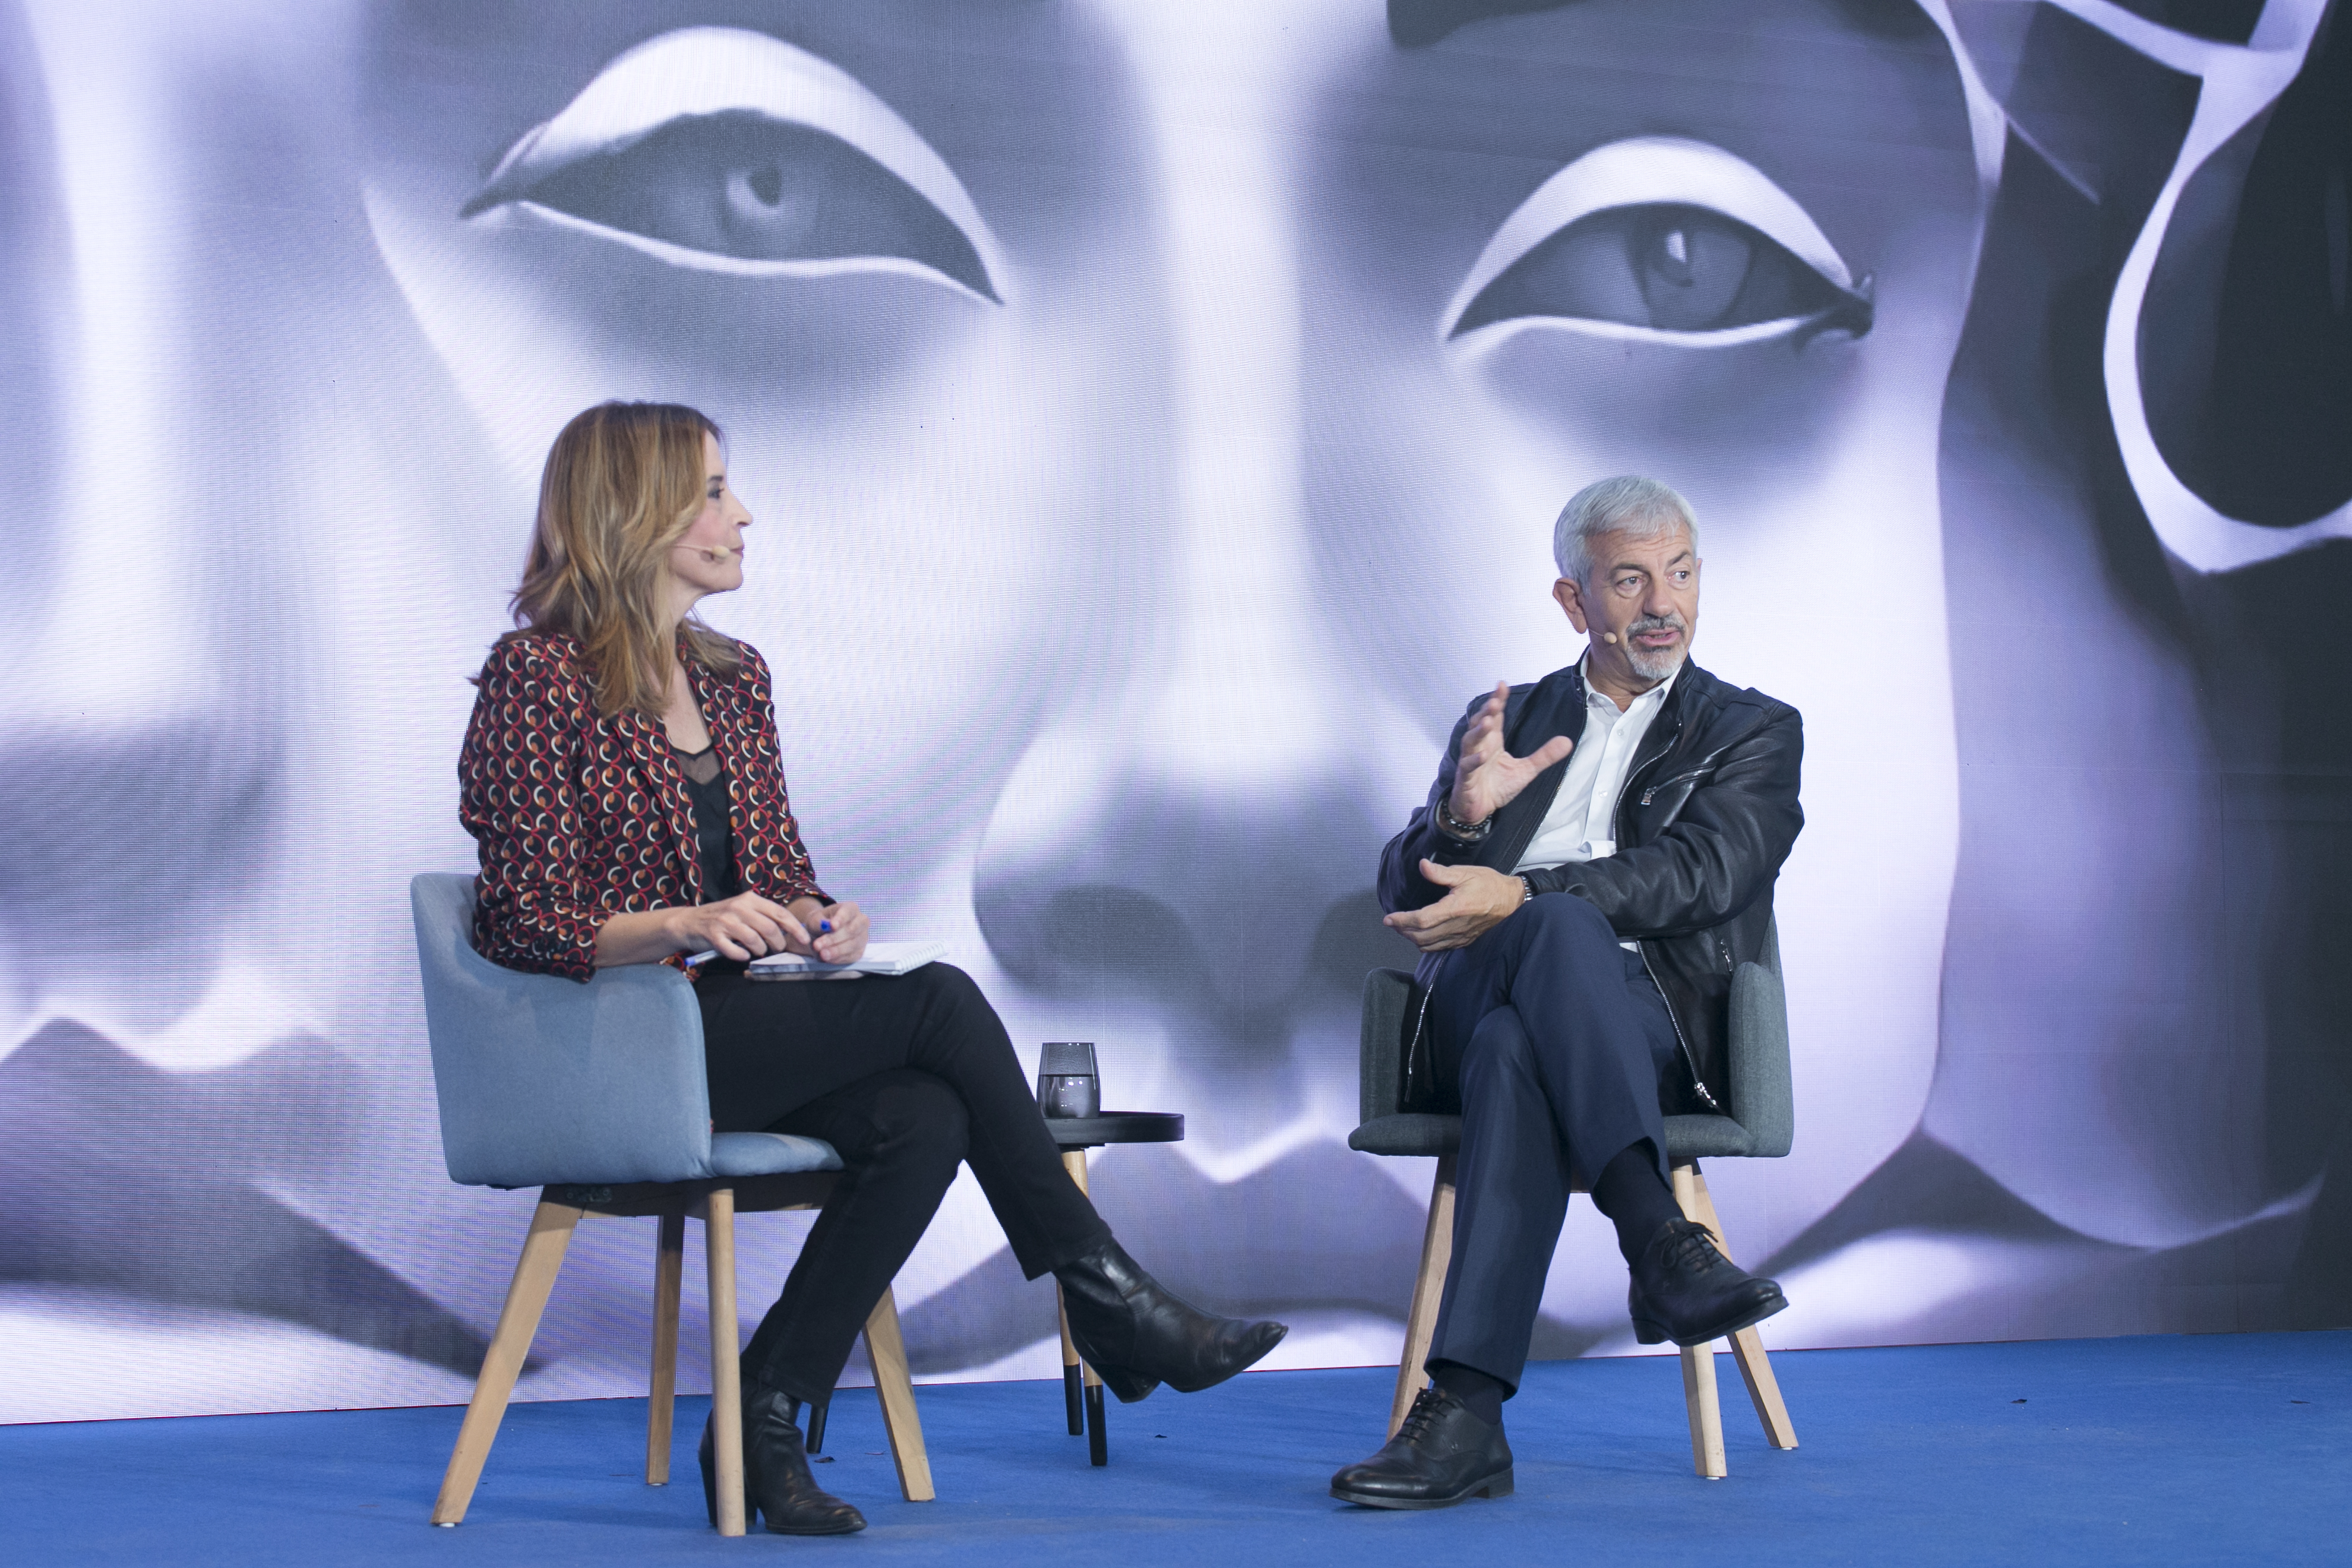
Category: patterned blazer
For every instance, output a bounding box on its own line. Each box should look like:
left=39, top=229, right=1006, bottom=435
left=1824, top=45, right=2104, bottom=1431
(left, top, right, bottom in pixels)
left=458, top=631, right=825, bottom=981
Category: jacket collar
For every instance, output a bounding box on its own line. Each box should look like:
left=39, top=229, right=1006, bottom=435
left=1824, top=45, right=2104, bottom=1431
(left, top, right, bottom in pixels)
left=684, top=655, right=746, bottom=794
left=603, top=643, right=743, bottom=902
left=1480, top=656, right=1716, bottom=871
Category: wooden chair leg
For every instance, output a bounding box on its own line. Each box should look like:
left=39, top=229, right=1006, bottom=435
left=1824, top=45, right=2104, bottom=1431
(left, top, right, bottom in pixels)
left=646, top=1210, right=685, bottom=1485
left=1060, top=1150, right=1108, bottom=1465
left=1052, top=1150, right=1088, bottom=1436
left=1678, top=1340, right=1729, bottom=1479
left=1390, top=1153, right=1458, bottom=1439
left=1669, top=1162, right=1728, bottom=1479
left=863, top=1286, right=936, bottom=1502
left=1683, top=1168, right=1798, bottom=1450
left=697, top=1188, right=747, bottom=1537
left=432, top=1198, right=583, bottom=1526
left=1729, top=1326, right=1798, bottom=1449
left=1055, top=1281, right=1084, bottom=1435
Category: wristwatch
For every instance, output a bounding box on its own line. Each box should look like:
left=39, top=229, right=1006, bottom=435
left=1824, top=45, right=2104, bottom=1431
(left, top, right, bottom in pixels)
left=1436, top=794, right=1493, bottom=843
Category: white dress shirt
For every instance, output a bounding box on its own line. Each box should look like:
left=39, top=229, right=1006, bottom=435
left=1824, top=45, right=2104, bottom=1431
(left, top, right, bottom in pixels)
left=1515, top=657, right=1679, bottom=949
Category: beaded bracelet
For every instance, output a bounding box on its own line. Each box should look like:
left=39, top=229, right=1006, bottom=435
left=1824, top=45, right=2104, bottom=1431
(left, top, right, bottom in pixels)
left=1436, top=794, right=1493, bottom=842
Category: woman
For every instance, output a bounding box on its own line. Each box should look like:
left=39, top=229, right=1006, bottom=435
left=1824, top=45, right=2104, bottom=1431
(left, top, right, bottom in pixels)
left=458, top=402, right=1286, bottom=1535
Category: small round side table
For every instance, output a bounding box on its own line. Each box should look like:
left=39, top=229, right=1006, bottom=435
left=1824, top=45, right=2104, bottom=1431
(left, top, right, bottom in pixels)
left=1043, top=1111, right=1185, bottom=1466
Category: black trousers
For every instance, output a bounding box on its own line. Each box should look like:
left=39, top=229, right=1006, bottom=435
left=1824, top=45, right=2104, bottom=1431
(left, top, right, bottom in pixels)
left=696, top=962, right=1111, bottom=1405
left=1424, top=893, right=1679, bottom=1392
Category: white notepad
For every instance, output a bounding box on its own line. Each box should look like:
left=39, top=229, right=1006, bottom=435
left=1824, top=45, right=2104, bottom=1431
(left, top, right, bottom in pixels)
left=747, top=940, right=949, bottom=979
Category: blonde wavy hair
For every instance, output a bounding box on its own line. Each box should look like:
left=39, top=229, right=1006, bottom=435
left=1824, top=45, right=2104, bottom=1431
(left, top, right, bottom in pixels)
left=505, top=402, right=742, bottom=716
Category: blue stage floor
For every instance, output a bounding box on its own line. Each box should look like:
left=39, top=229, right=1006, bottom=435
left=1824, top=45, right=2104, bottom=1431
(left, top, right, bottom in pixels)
left=5, top=1332, right=2345, bottom=1566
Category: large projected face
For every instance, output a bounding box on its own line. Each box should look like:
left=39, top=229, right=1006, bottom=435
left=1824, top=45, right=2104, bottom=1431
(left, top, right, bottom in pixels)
left=0, top=0, right=1984, bottom=1379
left=350, top=0, right=1982, bottom=1300
left=21, top=0, right=2321, bottom=1414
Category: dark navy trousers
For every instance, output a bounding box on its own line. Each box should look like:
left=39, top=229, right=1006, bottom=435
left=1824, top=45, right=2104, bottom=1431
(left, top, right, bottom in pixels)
left=1424, top=892, right=1680, bottom=1391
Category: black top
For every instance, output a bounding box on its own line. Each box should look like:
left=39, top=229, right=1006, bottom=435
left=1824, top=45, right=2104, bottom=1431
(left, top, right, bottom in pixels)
left=673, top=743, right=738, bottom=901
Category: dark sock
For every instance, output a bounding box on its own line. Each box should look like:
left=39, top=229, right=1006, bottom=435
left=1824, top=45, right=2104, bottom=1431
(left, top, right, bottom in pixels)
left=1429, top=1361, right=1507, bottom=1428
left=1592, top=1140, right=1683, bottom=1266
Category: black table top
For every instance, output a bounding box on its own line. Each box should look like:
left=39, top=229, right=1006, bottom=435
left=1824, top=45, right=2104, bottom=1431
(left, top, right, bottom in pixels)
left=1043, top=1111, right=1184, bottom=1148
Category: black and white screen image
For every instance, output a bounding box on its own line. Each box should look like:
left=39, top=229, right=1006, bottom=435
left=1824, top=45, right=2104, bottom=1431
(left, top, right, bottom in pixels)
left=0, top=0, right=2345, bottom=1420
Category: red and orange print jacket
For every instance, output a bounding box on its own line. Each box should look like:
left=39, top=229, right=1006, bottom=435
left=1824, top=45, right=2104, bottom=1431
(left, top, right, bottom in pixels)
left=458, top=631, right=825, bottom=981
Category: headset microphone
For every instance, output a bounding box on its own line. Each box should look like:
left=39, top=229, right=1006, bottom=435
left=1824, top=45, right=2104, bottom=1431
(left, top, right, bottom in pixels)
left=1601, top=631, right=1618, bottom=644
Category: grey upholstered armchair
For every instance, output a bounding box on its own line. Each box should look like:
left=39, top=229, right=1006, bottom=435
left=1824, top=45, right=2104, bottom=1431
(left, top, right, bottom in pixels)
left=1348, top=917, right=1800, bottom=1478
left=410, top=872, right=932, bottom=1534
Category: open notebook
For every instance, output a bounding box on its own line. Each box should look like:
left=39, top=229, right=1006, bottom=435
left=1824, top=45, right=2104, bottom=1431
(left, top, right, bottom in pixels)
left=747, top=940, right=948, bottom=979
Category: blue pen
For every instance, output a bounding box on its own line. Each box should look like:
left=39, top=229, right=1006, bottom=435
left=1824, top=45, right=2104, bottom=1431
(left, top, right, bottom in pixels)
left=819, top=919, right=834, bottom=934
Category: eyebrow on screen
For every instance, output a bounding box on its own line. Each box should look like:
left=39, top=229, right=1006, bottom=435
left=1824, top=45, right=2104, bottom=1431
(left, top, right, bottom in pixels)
left=1387, top=0, right=1924, bottom=48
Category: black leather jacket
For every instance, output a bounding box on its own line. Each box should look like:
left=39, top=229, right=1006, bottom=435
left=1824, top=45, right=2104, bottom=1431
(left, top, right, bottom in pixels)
left=1377, top=659, right=1803, bottom=1115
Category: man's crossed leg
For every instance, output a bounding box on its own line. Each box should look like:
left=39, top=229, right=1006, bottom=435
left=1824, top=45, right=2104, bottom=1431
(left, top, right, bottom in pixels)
left=1332, top=895, right=1787, bottom=1509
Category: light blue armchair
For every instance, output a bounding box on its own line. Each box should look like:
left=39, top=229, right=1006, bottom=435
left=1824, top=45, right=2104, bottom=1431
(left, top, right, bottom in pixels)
left=1347, top=918, right=1800, bottom=1478
left=410, top=873, right=933, bottom=1535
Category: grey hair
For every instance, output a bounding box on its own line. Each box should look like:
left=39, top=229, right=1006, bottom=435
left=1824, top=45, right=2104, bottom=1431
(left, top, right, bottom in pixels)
left=1552, top=476, right=1699, bottom=585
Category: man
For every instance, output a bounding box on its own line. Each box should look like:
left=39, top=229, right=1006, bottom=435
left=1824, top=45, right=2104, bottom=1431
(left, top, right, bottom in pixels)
left=1331, top=476, right=1803, bottom=1509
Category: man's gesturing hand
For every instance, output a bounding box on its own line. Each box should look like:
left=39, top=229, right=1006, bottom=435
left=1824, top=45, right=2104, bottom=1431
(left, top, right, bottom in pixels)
left=1448, top=681, right=1573, bottom=830
left=1383, top=860, right=1529, bottom=953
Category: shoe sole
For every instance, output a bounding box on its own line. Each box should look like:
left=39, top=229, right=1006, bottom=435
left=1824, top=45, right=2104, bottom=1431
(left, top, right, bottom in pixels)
left=1162, top=1323, right=1291, bottom=1396
left=1096, top=1367, right=1162, bottom=1403
left=1633, top=1289, right=1788, bottom=1348
left=1331, top=1467, right=1513, bottom=1510
left=1099, top=1323, right=1292, bottom=1402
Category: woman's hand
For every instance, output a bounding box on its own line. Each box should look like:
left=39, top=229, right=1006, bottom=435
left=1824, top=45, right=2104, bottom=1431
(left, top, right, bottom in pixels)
left=593, top=893, right=806, bottom=967
left=674, top=893, right=808, bottom=960
left=786, top=897, right=868, bottom=965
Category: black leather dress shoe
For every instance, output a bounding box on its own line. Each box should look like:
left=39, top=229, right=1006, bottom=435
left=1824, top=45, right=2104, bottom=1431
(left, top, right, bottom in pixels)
left=1628, top=1218, right=1788, bottom=1346
left=1330, top=1386, right=1514, bottom=1510
left=698, top=1384, right=865, bottom=1536
left=1055, top=1240, right=1289, bottom=1403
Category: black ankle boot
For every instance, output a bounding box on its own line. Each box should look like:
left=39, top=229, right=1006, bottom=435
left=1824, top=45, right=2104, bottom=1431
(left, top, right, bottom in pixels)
left=1627, top=1218, right=1788, bottom=1346
left=1054, top=1238, right=1288, bottom=1403
left=697, top=1383, right=865, bottom=1535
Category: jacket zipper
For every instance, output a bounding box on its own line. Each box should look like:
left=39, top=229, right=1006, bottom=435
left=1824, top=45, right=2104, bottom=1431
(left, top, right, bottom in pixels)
left=1639, top=768, right=1708, bottom=807
left=1401, top=982, right=1437, bottom=1111
left=1640, top=939, right=1722, bottom=1112
left=1611, top=712, right=1721, bottom=1111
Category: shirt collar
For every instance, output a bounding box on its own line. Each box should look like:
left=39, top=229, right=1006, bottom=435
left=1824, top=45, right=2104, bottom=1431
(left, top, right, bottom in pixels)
left=1578, top=652, right=1681, bottom=714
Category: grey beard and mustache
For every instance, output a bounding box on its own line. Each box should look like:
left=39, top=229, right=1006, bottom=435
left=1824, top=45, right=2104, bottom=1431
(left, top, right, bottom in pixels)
left=1622, top=612, right=1689, bottom=680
